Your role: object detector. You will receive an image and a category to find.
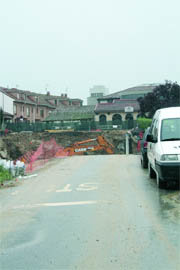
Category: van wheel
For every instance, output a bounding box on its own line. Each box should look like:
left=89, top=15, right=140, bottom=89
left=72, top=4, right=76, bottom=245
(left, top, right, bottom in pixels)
left=141, top=154, right=148, bottom=169
left=157, top=176, right=166, bottom=189
left=148, top=162, right=156, bottom=179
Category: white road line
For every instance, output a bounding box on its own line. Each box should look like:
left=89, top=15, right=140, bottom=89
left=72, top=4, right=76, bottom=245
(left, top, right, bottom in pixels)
left=76, top=182, right=98, bottom=191
left=11, top=191, right=19, bottom=195
left=56, top=184, right=72, bottom=192
left=12, top=200, right=97, bottom=209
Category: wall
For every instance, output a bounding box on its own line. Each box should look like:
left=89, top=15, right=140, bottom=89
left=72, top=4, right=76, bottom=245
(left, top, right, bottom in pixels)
left=14, top=103, right=52, bottom=122
left=95, top=112, right=138, bottom=122
left=0, top=92, right=13, bottom=114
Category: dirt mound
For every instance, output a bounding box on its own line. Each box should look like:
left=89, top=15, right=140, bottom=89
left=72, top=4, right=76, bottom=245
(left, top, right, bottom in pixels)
left=0, top=130, right=134, bottom=160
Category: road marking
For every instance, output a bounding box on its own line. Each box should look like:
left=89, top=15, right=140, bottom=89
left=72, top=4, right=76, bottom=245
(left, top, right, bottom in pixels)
left=13, top=200, right=97, bottom=209
left=76, top=182, right=98, bottom=191
left=56, top=183, right=98, bottom=193
left=19, top=174, right=38, bottom=179
left=11, top=191, right=19, bottom=196
left=56, top=184, right=72, bottom=193
left=38, top=201, right=97, bottom=207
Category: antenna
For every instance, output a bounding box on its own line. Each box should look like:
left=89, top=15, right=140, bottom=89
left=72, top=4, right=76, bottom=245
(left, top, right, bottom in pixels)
left=45, top=83, right=49, bottom=93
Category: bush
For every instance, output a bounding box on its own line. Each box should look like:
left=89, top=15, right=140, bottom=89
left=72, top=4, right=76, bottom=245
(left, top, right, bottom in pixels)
left=0, top=165, right=12, bottom=185
left=137, top=118, right=152, bottom=130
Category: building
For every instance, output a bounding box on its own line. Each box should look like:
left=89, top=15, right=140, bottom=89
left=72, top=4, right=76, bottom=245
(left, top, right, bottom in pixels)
left=0, top=90, right=14, bottom=123
left=95, top=98, right=140, bottom=126
left=0, top=87, right=83, bottom=123
left=102, top=84, right=157, bottom=100
left=87, top=85, right=109, bottom=105
left=93, top=84, right=158, bottom=127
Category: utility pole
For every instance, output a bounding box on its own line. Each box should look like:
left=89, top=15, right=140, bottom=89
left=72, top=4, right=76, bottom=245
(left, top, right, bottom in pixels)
left=125, top=133, right=129, bottom=155
left=2, top=92, right=4, bottom=129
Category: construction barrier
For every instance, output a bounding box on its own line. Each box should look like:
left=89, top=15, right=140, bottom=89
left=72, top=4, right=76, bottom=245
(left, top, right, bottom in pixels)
left=21, top=138, right=68, bottom=173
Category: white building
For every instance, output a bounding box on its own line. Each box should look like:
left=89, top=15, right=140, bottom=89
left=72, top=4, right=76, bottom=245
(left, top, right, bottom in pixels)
left=87, top=85, right=109, bottom=105
left=0, top=88, right=14, bottom=122
left=0, top=89, right=14, bottom=114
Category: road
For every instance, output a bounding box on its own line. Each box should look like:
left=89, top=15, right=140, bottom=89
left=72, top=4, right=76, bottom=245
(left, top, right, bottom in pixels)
left=0, top=155, right=179, bottom=270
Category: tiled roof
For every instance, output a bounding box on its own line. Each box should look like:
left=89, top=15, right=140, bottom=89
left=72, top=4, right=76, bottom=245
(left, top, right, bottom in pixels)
left=45, top=106, right=95, bottom=121
left=95, top=99, right=140, bottom=113
left=0, top=87, right=82, bottom=108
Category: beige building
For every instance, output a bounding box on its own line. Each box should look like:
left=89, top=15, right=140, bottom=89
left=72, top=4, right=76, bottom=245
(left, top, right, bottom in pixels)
left=94, top=98, right=140, bottom=127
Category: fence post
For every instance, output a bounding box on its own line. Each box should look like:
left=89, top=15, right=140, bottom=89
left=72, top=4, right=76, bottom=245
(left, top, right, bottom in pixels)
left=125, top=133, right=129, bottom=155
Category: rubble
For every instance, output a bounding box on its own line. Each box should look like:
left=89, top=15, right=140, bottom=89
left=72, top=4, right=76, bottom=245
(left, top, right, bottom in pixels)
left=0, top=130, right=137, bottom=160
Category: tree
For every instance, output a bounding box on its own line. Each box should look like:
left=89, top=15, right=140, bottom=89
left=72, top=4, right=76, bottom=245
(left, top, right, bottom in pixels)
left=137, top=81, right=180, bottom=118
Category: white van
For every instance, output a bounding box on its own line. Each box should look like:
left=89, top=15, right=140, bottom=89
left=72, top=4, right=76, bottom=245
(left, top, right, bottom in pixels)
left=147, top=107, right=180, bottom=188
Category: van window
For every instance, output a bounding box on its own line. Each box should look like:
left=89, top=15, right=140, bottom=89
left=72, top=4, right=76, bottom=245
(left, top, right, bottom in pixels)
left=151, top=119, right=158, bottom=140
left=149, top=118, right=156, bottom=134
left=153, top=120, right=159, bottom=140
left=161, top=118, right=180, bottom=141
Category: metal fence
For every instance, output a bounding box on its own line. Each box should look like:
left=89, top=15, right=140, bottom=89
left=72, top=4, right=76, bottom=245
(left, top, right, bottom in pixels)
left=5, top=120, right=137, bottom=133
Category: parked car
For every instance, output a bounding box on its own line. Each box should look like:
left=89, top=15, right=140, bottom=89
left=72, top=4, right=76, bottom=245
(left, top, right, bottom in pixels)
left=147, top=107, right=180, bottom=188
left=140, top=127, right=150, bottom=168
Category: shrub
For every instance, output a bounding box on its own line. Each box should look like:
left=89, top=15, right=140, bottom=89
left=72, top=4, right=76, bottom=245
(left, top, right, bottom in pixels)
left=137, top=118, right=152, bottom=130
left=0, top=165, right=12, bottom=185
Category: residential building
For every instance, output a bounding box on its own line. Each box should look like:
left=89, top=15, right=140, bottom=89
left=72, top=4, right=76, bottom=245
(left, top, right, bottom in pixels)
left=0, top=87, right=83, bottom=123
left=87, top=85, right=109, bottom=105
left=0, top=90, right=14, bottom=122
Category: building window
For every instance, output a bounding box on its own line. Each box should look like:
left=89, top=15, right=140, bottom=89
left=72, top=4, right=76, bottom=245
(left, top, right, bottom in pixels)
left=20, top=94, right=26, bottom=100
left=54, top=100, right=57, bottom=106
left=125, top=113, right=133, bottom=120
left=26, top=107, right=30, bottom=117
left=35, top=96, right=39, bottom=103
left=13, top=104, right=17, bottom=115
left=40, top=109, right=44, bottom=117
left=112, top=114, right=122, bottom=125
left=31, top=107, right=33, bottom=114
left=99, top=114, right=107, bottom=125
left=36, top=107, right=39, bottom=114
left=125, top=113, right=134, bottom=129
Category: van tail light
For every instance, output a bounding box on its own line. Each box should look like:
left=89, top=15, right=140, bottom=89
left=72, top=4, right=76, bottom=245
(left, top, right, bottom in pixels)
left=143, top=141, right=148, bottom=148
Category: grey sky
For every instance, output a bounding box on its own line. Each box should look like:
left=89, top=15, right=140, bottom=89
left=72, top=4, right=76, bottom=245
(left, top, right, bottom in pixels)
left=0, top=0, right=180, bottom=103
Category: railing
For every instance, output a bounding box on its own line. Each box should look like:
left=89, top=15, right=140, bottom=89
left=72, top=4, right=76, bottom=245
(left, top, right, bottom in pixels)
left=5, top=120, right=137, bottom=133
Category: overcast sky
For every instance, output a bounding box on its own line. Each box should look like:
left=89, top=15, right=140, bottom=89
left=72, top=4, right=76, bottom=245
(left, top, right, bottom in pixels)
left=0, top=0, right=180, bottom=103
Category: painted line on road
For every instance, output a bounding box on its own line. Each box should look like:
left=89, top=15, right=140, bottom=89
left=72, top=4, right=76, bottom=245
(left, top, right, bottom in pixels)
left=55, top=183, right=99, bottom=193
left=12, top=200, right=97, bottom=209
left=56, top=184, right=72, bottom=193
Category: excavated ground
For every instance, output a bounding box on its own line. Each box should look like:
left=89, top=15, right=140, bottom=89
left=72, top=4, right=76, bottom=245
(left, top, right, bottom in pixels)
left=0, top=130, right=138, bottom=160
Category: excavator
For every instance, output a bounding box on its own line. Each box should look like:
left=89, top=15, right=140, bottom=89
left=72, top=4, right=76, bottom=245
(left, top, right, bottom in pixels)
left=56, top=135, right=114, bottom=156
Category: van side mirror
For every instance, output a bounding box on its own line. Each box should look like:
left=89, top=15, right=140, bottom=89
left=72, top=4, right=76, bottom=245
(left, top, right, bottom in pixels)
left=146, top=134, right=157, bottom=143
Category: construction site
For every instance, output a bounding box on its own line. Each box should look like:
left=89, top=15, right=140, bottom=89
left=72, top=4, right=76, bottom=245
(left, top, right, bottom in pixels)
left=0, top=130, right=138, bottom=174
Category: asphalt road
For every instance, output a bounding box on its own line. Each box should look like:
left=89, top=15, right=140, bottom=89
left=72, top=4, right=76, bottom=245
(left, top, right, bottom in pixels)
left=0, top=155, right=179, bottom=270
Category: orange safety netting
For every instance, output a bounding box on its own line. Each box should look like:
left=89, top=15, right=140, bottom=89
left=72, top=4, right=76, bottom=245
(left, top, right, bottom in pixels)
left=21, top=138, right=68, bottom=173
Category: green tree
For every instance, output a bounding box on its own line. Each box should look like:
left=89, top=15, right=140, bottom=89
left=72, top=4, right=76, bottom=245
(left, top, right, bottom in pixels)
left=137, top=81, right=180, bottom=118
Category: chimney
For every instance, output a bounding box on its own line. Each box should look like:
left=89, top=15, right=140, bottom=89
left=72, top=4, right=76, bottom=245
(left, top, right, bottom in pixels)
left=60, top=93, right=67, bottom=98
